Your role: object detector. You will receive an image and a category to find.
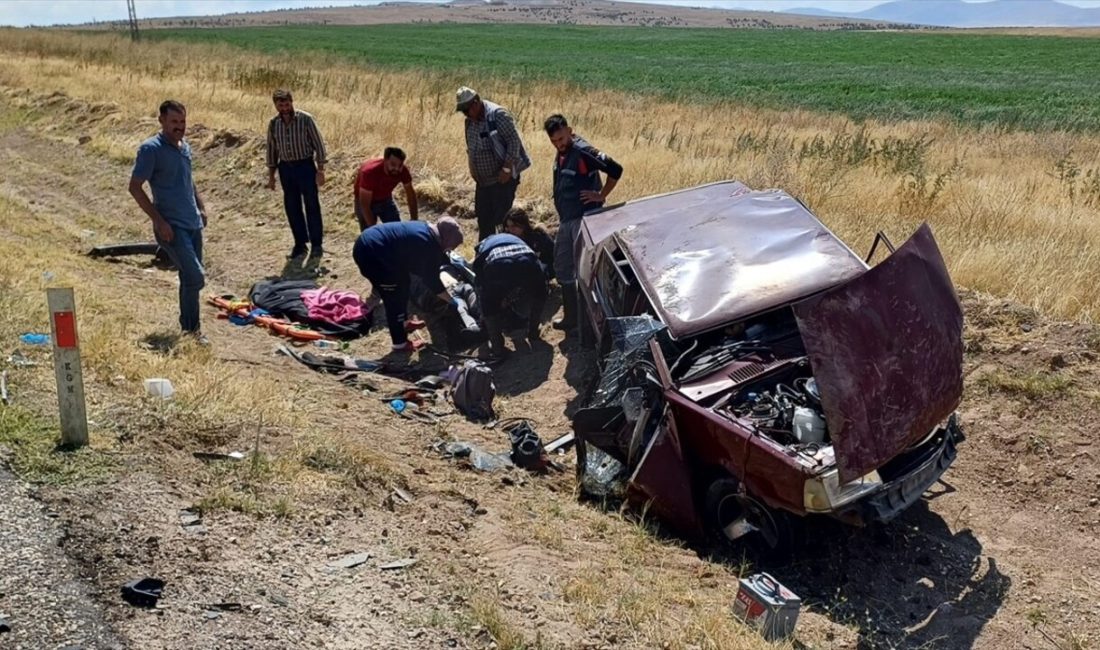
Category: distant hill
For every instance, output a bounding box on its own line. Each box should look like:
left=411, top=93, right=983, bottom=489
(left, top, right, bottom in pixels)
left=788, top=0, right=1100, bottom=28
left=78, top=0, right=917, bottom=31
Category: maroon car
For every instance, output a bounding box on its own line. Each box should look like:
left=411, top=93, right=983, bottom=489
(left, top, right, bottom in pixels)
left=571, top=181, right=964, bottom=556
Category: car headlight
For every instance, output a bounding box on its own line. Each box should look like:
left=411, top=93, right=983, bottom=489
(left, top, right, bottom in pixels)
left=804, top=469, right=883, bottom=512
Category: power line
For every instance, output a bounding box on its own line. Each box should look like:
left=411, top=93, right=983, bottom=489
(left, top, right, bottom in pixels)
left=127, top=0, right=139, bottom=42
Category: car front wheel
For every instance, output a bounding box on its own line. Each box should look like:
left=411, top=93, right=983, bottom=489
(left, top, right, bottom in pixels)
left=704, top=478, right=796, bottom=562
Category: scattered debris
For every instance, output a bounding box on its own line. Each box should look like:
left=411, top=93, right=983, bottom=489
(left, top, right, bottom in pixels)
left=732, top=573, right=801, bottom=642
left=143, top=377, right=174, bottom=399
left=203, top=602, right=243, bottom=612
left=121, top=577, right=165, bottom=608
left=435, top=440, right=513, bottom=472
left=1, top=370, right=8, bottom=405
left=6, top=351, right=35, bottom=367
left=192, top=451, right=246, bottom=462
left=269, top=594, right=290, bottom=607
left=277, top=344, right=383, bottom=375
left=0, top=617, right=10, bottom=633
left=86, top=242, right=174, bottom=269
left=383, top=486, right=415, bottom=512
left=544, top=432, right=576, bottom=455
left=503, top=419, right=546, bottom=470
left=178, top=508, right=206, bottom=534
left=579, top=445, right=628, bottom=497
left=203, top=611, right=221, bottom=621
left=415, top=375, right=447, bottom=390
left=380, top=558, right=418, bottom=571
left=327, top=552, right=372, bottom=570
left=18, top=333, right=49, bottom=346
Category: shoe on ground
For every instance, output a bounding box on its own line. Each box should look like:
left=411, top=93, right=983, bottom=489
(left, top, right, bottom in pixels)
left=184, top=331, right=210, bottom=347
left=391, top=339, right=425, bottom=352
left=287, top=245, right=308, bottom=259
left=308, top=246, right=324, bottom=258
left=404, top=317, right=427, bottom=333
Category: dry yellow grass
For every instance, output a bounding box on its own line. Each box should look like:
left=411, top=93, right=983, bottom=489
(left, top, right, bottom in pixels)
left=0, top=27, right=1097, bottom=649
left=2, top=29, right=1100, bottom=321
left=0, top=186, right=397, bottom=514
left=2, top=28, right=1100, bottom=323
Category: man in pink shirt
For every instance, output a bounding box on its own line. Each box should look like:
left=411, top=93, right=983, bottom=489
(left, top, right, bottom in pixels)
left=353, top=147, right=419, bottom=230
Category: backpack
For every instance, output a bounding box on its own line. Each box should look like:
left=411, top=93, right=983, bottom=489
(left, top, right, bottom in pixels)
left=451, top=360, right=496, bottom=421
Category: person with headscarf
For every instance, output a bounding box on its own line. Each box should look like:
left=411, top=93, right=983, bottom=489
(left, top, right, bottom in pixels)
left=502, top=212, right=555, bottom=280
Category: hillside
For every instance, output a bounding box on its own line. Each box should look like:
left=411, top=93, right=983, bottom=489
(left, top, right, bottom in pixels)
left=82, top=0, right=917, bottom=31
left=790, top=0, right=1100, bottom=28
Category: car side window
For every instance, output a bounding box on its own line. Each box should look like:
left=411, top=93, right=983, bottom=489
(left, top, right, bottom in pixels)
left=596, top=246, right=644, bottom=317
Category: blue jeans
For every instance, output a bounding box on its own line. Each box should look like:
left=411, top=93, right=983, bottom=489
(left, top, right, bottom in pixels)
left=156, top=226, right=205, bottom=333
left=278, top=159, right=323, bottom=248
left=354, top=198, right=401, bottom=229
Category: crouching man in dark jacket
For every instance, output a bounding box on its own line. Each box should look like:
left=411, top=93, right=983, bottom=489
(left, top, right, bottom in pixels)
left=473, top=233, right=547, bottom=358
left=353, top=217, right=464, bottom=351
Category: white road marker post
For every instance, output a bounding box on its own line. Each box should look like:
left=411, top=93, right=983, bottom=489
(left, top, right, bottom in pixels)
left=47, top=287, right=88, bottom=448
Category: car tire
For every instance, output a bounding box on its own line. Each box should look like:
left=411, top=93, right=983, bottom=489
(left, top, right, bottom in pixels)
left=704, top=477, right=796, bottom=562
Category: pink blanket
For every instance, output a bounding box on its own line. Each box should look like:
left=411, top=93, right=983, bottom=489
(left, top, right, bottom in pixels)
left=301, top=288, right=367, bottom=324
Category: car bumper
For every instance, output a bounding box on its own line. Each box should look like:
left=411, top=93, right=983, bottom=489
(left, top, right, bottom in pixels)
left=839, top=415, right=962, bottom=525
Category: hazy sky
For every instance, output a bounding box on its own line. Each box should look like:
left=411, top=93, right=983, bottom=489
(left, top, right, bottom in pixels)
left=2, top=0, right=1100, bottom=27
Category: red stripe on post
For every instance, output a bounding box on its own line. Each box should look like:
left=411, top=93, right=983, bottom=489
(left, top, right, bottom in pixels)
left=53, top=311, right=77, bottom=348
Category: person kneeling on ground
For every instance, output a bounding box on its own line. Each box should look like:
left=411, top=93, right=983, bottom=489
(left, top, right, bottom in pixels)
left=473, top=233, right=547, bottom=358
left=502, top=212, right=556, bottom=280
left=354, top=146, right=418, bottom=230
left=353, top=217, right=463, bottom=351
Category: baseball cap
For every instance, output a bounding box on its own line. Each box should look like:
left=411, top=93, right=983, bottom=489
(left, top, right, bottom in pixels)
left=455, top=86, right=478, bottom=112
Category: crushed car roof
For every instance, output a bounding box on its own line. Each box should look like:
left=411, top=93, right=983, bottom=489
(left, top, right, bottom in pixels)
left=597, top=181, right=869, bottom=338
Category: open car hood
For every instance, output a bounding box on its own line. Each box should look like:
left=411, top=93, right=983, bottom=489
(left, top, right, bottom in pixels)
left=793, top=224, right=964, bottom=483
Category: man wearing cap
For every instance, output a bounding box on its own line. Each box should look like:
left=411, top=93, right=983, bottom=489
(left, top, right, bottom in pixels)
left=472, top=232, right=547, bottom=358
left=352, top=217, right=464, bottom=351
left=455, top=86, right=531, bottom=241
left=266, top=88, right=328, bottom=259
left=354, top=146, right=418, bottom=229
left=544, top=114, right=623, bottom=336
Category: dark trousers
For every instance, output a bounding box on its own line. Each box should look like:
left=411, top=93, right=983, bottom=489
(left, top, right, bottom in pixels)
left=155, top=226, right=205, bottom=333
left=475, top=178, right=518, bottom=241
left=480, top=256, right=546, bottom=328
left=354, top=197, right=400, bottom=229
left=353, top=245, right=409, bottom=346
left=278, top=159, right=323, bottom=248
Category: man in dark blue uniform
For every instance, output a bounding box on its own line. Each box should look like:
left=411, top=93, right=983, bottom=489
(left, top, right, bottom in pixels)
left=544, top=114, right=623, bottom=336
left=353, top=217, right=464, bottom=351
left=473, top=233, right=547, bottom=358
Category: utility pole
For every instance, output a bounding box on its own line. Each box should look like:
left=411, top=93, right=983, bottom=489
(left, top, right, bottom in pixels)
left=127, top=0, right=139, bottom=42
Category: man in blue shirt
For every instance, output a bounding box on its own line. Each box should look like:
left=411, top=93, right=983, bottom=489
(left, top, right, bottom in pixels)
left=128, top=100, right=210, bottom=345
left=353, top=217, right=464, bottom=351
left=473, top=233, right=547, bottom=358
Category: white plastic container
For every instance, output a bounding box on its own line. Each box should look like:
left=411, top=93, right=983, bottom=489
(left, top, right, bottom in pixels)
left=143, top=378, right=175, bottom=400
left=792, top=407, right=826, bottom=443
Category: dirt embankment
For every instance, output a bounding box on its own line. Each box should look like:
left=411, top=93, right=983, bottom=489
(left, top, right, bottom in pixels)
left=0, top=86, right=1097, bottom=650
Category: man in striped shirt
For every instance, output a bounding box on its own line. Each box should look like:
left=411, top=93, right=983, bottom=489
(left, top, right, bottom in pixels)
left=266, top=88, right=328, bottom=259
